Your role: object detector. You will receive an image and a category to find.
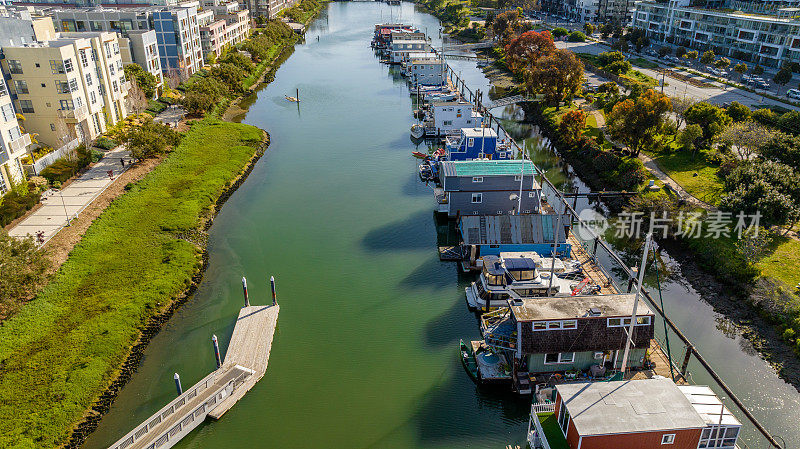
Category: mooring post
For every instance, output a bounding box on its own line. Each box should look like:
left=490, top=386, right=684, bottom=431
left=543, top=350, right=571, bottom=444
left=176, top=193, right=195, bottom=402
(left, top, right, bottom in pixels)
left=242, top=276, right=249, bottom=307
left=174, top=373, right=182, bottom=396
left=681, top=344, right=693, bottom=376
left=627, top=275, right=636, bottom=293
left=592, top=237, right=599, bottom=256
left=270, top=275, right=277, bottom=306
left=212, top=334, right=221, bottom=369
left=296, top=88, right=299, bottom=101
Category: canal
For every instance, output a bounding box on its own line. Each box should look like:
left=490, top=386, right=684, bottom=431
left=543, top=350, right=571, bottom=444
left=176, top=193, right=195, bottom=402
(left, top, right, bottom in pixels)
left=85, top=3, right=799, bottom=448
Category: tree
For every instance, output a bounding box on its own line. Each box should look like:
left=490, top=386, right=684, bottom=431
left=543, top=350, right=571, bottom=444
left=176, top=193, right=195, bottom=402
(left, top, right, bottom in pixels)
left=504, top=30, right=555, bottom=72
left=491, top=10, right=521, bottom=45
left=117, top=116, right=181, bottom=160
left=0, top=230, right=49, bottom=318
left=558, top=109, right=587, bottom=144
left=733, top=62, right=747, bottom=80
left=725, top=101, right=751, bottom=123
left=211, top=63, right=247, bottom=93
left=778, top=110, right=800, bottom=136
left=125, top=76, right=149, bottom=116
left=124, top=64, right=158, bottom=99
left=684, top=102, right=732, bottom=143
left=611, top=37, right=629, bottom=53
left=600, top=24, right=611, bottom=39
left=679, top=123, right=703, bottom=153
left=716, top=120, right=777, bottom=160
left=658, top=47, right=671, bottom=58
left=773, top=66, right=793, bottom=94
left=683, top=50, right=698, bottom=64
left=714, top=57, right=730, bottom=70
left=675, top=46, right=687, bottom=58
left=598, top=51, right=625, bottom=66
left=584, top=23, right=595, bottom=35
left=606, top=89, right=673, bottom=156
left=220, top=50, right=254, bottom=73
left=720, top=159, right=800, bottom=228
left=604, top=59, right=631, bottom=75
left=700, top=50, right=715, bottom=65
left=567, top=31, right=586, bottom=42
left=753, top=65, right=764, bottom=75
left=758, top=133, right=800, bottom=169
left=182, top=77, right=229, bottom=116
left=670, top=96, right=696, bottom=129
left=528, top=49, right=585, bottom=109
left=164, top=68, right=187, bottom=90
left=551, top=27, right=568, bottom=39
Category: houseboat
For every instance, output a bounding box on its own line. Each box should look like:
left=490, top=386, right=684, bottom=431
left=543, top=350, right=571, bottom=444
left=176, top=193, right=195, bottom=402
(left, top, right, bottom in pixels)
left=407, top=57, right=447, bottom=87
left=433, top=160, right=540, bottom=217
left=528, top=378, right=742, bottom=449
left=389, top=39, right=430, bottom=64
left=474, top=293, right=656, bottom=393
left=465, top=253, right=585, bottom=310
left=415, top=101, right=482, bottom=138
left=444, top=127, right=513, bottom=161
left=371, top=23, right=415, bottom=49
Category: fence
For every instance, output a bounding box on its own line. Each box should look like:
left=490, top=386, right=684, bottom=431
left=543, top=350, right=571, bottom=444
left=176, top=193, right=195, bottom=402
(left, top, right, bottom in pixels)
left=443, top=64, right=784, bottom=449
left=24, top=138, right=80, bottom=176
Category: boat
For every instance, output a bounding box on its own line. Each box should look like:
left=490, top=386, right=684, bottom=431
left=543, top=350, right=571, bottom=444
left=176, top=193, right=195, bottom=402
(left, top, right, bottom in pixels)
left=465, top=252, right=585, bottom=310
left=411, top=123, right=424, bottom=139
left=285, top=95, right=300, bottom=102
left=419, top=159, right=439, bottom=182
left=425, top=92, right=458, bottom=102
left=460, top=339, right=479, bottom=381
left=411, top=151, right=429, bottom=159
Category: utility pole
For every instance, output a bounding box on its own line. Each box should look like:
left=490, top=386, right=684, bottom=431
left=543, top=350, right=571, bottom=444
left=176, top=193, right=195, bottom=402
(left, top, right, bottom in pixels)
left=620, top=233, right=652, bottom=374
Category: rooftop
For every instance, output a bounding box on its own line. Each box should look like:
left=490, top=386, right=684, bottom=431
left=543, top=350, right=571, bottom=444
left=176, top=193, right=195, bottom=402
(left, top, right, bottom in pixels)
left=679, top=385, right=741, bottom=426
left=441, top=160, right=537, bottom=178
left=460, top=214, right=567, bottom=246
left=510, top=293, right=653, bottom=321
left=461, top=127, right=498, bottom=138
left=556, top=379, right=708, bottom=436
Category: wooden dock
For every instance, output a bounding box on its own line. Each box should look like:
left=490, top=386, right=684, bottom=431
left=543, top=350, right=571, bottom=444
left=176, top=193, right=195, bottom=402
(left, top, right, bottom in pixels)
left=107, top=304, right=279, bottom=449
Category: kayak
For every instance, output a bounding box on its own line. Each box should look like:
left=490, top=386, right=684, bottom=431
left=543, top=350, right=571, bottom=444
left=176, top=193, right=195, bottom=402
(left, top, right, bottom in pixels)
left=460, top=339, right=480, bottom=382
left=411, top=151, right=428, bottom=159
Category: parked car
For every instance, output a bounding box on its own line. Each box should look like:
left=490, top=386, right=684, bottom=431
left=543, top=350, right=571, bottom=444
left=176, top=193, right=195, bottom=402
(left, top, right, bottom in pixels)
left=787, top=89, right=800, bottom=100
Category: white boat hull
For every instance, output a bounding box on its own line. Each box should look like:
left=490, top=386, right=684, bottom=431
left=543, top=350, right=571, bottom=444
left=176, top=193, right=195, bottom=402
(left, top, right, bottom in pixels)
left=410, top=125, right=424, bottom=139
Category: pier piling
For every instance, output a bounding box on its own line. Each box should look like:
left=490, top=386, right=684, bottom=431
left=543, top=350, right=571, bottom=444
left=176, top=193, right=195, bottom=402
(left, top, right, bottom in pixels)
left=174, top=373, right=182, bottom=396
left=212, top=335, right=222, bottom=369
left=270, top=276, right=277, bottom=306
left=242, top=276, right=250, bottom=307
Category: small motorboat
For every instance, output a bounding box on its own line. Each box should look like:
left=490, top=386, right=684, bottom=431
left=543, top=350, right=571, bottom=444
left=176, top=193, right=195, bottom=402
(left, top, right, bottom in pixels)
left=426, top=92, right=458, bottom=102
left=411, top=124, right=424, bottom=139
left=284, top=95, right=300, bottom=102
left=460, top=339, right=479, bottom=382
left=411, top=151, right=428, bottom=159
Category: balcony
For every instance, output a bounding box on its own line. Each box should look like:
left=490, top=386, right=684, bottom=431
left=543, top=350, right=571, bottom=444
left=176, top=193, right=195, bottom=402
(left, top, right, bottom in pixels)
left=57, top=104, right=89, bottom=121
left=7, top=133, right=31, bottom=156
left=527, top=407, right=568, bottom=449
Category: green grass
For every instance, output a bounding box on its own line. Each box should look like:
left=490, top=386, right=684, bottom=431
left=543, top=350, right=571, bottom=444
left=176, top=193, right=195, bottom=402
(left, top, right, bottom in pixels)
left=0, top=118, right=264, bottom=448
left=757, top=237, right=800, bottom=288
left=629, top=57, right=659, bottom=69
left=537, top=412, right=569, bottom=449
left=643, top=144, right=724, bottom=205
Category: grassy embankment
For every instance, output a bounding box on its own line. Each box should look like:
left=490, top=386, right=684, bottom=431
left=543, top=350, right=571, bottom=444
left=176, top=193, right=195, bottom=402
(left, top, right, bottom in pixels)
left=0, top=119, right=264, bottom=448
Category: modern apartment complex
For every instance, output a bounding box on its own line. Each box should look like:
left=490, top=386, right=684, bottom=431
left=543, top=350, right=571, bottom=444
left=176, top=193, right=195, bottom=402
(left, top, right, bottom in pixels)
left=2, top=31, right=129, bottom=146
left=540, top=0, right=631, bottom=23
left=0, top=77, right=33, bottom=194
left=631, top=0, right=800, bottom=69
left=119, top=29, right=163, bottom=85
left=243, top=0, right=297, bottom=19
left=47, top=4, right=204, bottom=76
left=198, top=2, right=250, bottom=58
left=12, top=0, right=180, bottom=7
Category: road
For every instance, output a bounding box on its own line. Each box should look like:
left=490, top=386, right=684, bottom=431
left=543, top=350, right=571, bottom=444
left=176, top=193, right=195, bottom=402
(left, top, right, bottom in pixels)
left=556, top=40, right=799, bottom=111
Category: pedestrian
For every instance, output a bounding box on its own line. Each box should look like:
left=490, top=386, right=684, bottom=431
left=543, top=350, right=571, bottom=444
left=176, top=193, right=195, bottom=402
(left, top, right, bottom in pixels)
left=120, top=158, right=125, bottom=168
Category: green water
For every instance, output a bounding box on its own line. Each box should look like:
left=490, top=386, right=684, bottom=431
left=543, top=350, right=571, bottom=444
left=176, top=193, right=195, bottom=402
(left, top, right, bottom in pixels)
left=83, top=3, right=800, bottom=448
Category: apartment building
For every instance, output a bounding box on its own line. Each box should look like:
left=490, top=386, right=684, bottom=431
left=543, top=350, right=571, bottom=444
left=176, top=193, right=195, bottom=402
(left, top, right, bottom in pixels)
left=0, top=77, right=33, bottom=194
left=631, top=0, right=800, bottom=68
left=0, top=8, right=57, bottom=45
left=47, top=5, right=204, bottom=75
left=197, top=3, right=249, bottom=59
left=2, top=31, right=129, bottom=146
left=244, top=0, right=297, bottom=19
left=119, top=29, right=163, bottom=85
left=13, top=0, right=180, bottom=7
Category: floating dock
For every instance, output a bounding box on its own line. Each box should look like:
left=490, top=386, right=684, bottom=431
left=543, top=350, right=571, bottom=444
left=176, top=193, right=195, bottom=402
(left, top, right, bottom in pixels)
left=107, top=303, right=279, bottom=449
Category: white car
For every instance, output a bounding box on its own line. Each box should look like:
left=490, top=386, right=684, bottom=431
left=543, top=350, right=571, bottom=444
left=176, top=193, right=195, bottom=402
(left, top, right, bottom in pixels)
left=788, top=89, right=800, bottom=100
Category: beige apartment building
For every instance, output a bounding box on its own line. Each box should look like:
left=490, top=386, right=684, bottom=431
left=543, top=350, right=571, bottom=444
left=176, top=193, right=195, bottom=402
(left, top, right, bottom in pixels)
left=2, top=31, right=129, bottom=147
left=0, top=77, right=33, bottom=195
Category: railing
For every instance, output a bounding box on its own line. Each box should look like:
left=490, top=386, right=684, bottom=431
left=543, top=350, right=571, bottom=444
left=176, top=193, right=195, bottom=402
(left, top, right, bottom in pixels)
left=527, top=408, right=553, bottom=449
left=7, top=133, right=31, bottom=156
left=27, top=138, right=80, bottom=175
left=531, top=401, right=555, bottom=414
left=57, top=104, right=89, bottom=120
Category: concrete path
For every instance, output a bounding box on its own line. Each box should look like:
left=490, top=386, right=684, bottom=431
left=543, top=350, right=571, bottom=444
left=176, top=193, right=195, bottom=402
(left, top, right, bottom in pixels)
left=8, top=146, right=131, bottom=243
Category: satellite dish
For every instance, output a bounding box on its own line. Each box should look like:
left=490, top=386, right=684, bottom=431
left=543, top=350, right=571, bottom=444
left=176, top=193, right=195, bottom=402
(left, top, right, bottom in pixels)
left=509, top=194, right=519, bottom=201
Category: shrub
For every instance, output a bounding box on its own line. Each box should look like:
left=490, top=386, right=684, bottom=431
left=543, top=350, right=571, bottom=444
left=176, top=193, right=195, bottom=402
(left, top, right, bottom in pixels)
left=567, top=31, right=586, bottom=42
left=94, top=136, right=118, bottom=151
left=604, top=60, right=632, bottom=75
left=0, top=187, right=41, bottom=227
left=751, top=108, right=779, bottom=128
left=117, top=116, right=181, bottom=160
left=598, top=51, right=625, bottom=67
left=725, top=101, right=751, bottom=122
left=552, top=27, right=568, bottom=38
left=39, top=146, right=92, bottom=184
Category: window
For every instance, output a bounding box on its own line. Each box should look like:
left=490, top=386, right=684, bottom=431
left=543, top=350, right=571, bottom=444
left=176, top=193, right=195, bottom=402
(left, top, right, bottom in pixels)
left=59, top=99, right=74, bottom=110
left=90, top=91, right=96, bottom=104
left=18, top=100, right=34, bottom=114
left=50, top=60, right=65, bottom=74
left=515, top=175, right=522, bottom=181
left=544, top=352, right=575, bottom=365
left=443, top=120, right=452, bottom=126
left=0, top=104, right=15, bottom=122
left=50, top=124, right=56, bottom=131
left=8, top=126, right=22, bottom=141
left=14, top=80, right=28, bottom=95
left=533, top=320, right=578, bottom=331
left=661, top=434, right=675, bottom=445
left=7, top=59, right=22, bottom=74
left=558, top=401, right=570, bottom=435
left=75, top=97, right=83, bottom=108
left=0, top=81, right=7, bottom=97
left=529, top=192, right=536, bottom=198
left=86, top=73, right=93, bottom=86
left=472, top=177, right=483, bottom=183
left=699, top=426, right=739, bottom=449
left=110, top=64, right=115, bottom=76
left=113, top=80, right=119, bottom=92
left=533, top=322, right=547, bottom=331
left=608, top=316, right=651, bottom=327
left=55, top=81, right=69, bottom=94
left=471, top=193, right=482, bottom=203
left=69, top=79, right=79, bottom=92
left=468, top=137, right=475, bottom=147
left=80, top=49, right=89, bottom=67
left=64, top=58, right=73, bottom=73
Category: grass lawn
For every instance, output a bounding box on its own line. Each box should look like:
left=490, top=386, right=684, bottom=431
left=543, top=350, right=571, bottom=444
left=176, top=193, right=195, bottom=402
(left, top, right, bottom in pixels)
left=757, top=237, right=800, bottom=288
left=630, top=57, right=659, bottom=69
left=0, top=118, right=264, bottom=448
left=537, top=412, right=569, bottom=449
left=644, top=143, right=724, bottom=205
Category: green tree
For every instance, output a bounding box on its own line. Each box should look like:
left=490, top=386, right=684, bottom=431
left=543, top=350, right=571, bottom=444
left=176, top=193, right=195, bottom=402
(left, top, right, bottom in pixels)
left=606, top=89, right=672, bottom=156
left=725, top=101, right=751, bottom=122
left=758, top=133, right=800, bottom=169
left=604, top=60, right=631, bottom=75
left=528, top=49, right=585, bottom=109
left=658, top=47, right=671, bottom=57
left=720, top=159, right=800, bottom=228
left=551, top=27, right=568, bottom=39
left=733, top=62, right=747, bottom=80
left=0, top=230, right=49, bottom=318
left=684, top=102, right=732, bottom=143
left=567, top=31, right=586, bottom=42
left=753, top=65, right=764, bottom=75
left=683, top=50, right=698, bottom=63
left=211, top=63, right=247, bottom=93
left=675, top=46, right=687, bottom=58
left=598, top=51, right=625, bottom=66
left=123, top=64, right=158, bottom=99
left=716, top=120, right=777, bottom=160
left=714, top=57, right=730, bottom=70
left=583, top=23, right=595, bottom=35
left=558, top=109, right=587, bottom=144
left=773, top=66, right=793, bottom=94
left=778, top=111, right=800, bottom=136
left=117, top=116, right=181, bottom=160
left=220, top=50, right=254, bottom=73
left=679, top=123, right=703, bottom=153
left=700, top=50, right=715, bottom=65
left=504, top=30, right=555, bottom=73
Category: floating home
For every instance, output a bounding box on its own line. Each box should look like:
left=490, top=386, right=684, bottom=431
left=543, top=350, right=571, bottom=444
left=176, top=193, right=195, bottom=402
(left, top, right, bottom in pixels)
left=407, top=57, right=446, bottom=86
left=389, top=39, right=430, bottom=64
left=528, top=378, right=741, bottom=449
left=458, top=214, right=572, bottom=260
left=420, top=101, right=483, bottom=137
left=434, top=160, right=541, bottom=217
left=445, top=127, right=513, bottom=160
left=478, top=294, right=655, bottom=392
left=371, top=23, right=414, bottom=49
left=401, top=51, right=439, bottom=77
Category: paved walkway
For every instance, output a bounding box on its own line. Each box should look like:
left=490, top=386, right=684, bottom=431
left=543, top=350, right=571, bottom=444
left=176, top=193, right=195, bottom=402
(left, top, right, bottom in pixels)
left=584, top=106, right=715, bottom=211
left=8, top=146, right=131, bottom=243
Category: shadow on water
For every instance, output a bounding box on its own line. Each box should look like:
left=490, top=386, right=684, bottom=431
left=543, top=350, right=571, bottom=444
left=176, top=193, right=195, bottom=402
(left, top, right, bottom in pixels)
left=362, top=209, right=435, bottom=251
left=421, top=295, right=480, bottom=349
left=399, top=257, right=458, bottom=290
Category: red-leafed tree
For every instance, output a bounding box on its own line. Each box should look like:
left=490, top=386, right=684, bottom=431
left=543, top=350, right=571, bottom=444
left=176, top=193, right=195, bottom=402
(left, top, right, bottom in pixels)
left=559, top=109, right=587, bottom=145
left=504, top=30, right=556, bottom=73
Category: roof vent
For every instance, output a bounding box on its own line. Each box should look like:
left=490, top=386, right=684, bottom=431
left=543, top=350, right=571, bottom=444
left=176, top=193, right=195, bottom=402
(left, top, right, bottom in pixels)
left=587, top=308, right=602, bottom=317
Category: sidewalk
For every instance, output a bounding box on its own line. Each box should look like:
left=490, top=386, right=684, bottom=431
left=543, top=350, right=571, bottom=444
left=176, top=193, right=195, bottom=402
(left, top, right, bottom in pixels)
left=8, top=145, right=131, bottom=243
